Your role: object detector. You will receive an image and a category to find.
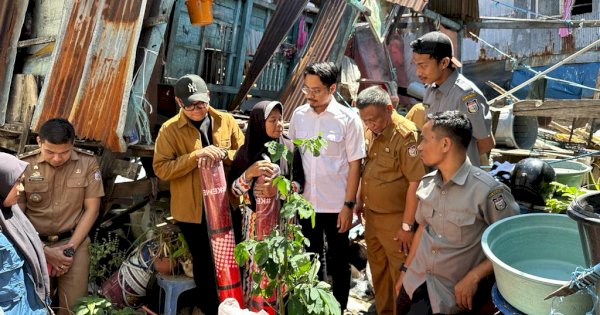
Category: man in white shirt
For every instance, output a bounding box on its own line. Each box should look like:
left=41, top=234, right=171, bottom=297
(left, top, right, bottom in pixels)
left=288, top=61, right=366, bottom=310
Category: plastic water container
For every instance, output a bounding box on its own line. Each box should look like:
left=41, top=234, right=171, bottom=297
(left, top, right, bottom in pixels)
left=543, top=159, right=592, bottom=188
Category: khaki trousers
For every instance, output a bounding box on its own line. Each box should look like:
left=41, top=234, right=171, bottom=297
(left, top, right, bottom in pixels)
left=48, top=237, right=90, bottom=315
left=365, top=209, right=406, bottom=315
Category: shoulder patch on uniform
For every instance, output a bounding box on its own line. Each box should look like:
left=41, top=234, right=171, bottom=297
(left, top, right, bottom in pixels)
left=461, top=92, right=477, bottom=102
left=491, top=193, right=507, bottom=211
left=455, top=77, right=472, bottom=91
left=17, top=148, right=40, bottom=159
left=74, top=147, right=94, bottom=156
left=94, top=170, right=102, bottom=181
left=488, top=188, right=503, bottom=198
left=408, top=144, right=418, bottom=157
left=466, top=99, right=479, bottom=113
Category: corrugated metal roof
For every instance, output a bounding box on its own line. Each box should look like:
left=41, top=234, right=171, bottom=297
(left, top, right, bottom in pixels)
left=0, top=1, right=29, bottom=125
left=385, top=0, right=428, bottom=12
left=463, top=0, right=600, bottom=64
left=33, top=0, right=146, bottom=152
left=281, top=0, right=350, bottom=120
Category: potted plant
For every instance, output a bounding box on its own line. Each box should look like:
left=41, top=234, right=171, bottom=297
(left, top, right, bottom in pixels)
left=151, top=220, right=191, bottom=276
left=234, top=134, right=341, bottom=315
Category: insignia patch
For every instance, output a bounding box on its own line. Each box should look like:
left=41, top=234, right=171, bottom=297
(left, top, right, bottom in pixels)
left=466, top=99, right=479, bottom=113
left=492, top=194, right=507, bottom=211
left=408, top=145, right=418, bottom=157
left=488, top=188, right=502, bottom=198
left=76, top=169, right=82, bottom=174
left=94, top=170, right=102, bottom=181
left=461, top=92, right=477, bottom=101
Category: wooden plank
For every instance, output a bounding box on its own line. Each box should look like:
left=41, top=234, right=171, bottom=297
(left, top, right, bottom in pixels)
left=513, top=99, right=600, bottom=119
left=110, top=178, right=169, bottom=199
left=111, top=159, right=142, bottom=180
left=17, top=36, right=56, bottom=48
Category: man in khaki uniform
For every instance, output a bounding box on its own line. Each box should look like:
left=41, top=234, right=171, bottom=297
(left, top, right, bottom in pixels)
left=153, top=74, right=244, bottom=314
left=19, top=118, right=104, bottom=314
left=396, top=111, right=518, bottom=314
left=355, top=86, right=425, bottom=315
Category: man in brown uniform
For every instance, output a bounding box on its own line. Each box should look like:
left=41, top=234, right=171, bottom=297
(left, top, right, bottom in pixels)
left=19, top=118, right=104, bottom=314
left=355, top=86, right=425, bottom=315
left=153, top=74, right=244, bottom=314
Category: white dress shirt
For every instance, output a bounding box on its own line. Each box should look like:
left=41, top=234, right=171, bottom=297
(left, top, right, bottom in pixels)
left=288, top=99, right=365, bottom=213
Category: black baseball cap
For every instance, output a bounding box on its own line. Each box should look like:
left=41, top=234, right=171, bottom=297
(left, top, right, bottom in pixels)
left=175, top=74, right=210, bottom=105
left=410, top=31, right=462, bottom=68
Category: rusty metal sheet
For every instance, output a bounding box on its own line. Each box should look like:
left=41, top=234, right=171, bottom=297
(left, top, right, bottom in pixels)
left=34, top=0, right=147, bottom=152
left=0, top=0, right=29, bottom=125
left=385, top=0, right=427, bottom=12
left=281, top=0, right=350, bottom=121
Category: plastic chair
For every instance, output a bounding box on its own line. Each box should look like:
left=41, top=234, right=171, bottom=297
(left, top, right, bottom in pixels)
left=156, top=274, right=197, bottom=315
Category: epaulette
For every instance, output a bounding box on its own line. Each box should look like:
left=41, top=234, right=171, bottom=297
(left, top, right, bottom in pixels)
left=74, top=147, right=95, bottom=156
left=455, top=77, right=474, bottom=93
left=17, top=148, right=40, bottom=159
left=471, top=168, right=498, bottom=188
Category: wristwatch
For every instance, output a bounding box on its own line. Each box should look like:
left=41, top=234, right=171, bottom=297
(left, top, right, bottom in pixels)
left=402, top=222, right=415, bottom=232
left=400, top=262, right=408, bottom=272
left=343, top=200, right=356, bottom=209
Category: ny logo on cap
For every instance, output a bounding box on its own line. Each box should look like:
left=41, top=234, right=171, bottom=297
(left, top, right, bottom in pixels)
left=188, top=83, right=197, bottom=93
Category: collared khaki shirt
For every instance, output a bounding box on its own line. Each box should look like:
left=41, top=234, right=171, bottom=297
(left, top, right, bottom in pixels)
left=402, top=158, right=519, bottom=314
left=361, top=112, right=425, bottom=213
left=423, top=70, right=492, bottom=167
left=19, top=149, right=104, bottom=236
left=153, top=106, right=244, bottom=223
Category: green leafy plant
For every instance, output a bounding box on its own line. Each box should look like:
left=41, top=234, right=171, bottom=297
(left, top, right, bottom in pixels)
left=588, top=167, right=600, bottom=190
left=73, top=295, right=144, bottom=315
left=151, top=221, right=191, bottom=275
left=89, top=231, right=127, bottom=284
left=235, top=133, right=341, bottom=315
left=545, top=182, right=586, bottom=213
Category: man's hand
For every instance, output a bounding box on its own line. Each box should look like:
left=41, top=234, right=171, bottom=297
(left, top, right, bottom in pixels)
left=195, top=145, right=225, bottom=168
left=454, top=271, right=480, bottom=311
left=44, top=243, right=75, bottom=277
left=394, top=229, right=414, bottom=255
left=337, top=207, right=353, bottom=233
left=394, top=271, right=405, bottom=297
left=354, top=202, right=365, bottom=226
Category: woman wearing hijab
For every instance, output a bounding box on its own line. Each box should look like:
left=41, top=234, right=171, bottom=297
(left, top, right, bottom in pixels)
left=0, top=153, right=51, bottom=314
left=229, top=100, right=305, bottom=236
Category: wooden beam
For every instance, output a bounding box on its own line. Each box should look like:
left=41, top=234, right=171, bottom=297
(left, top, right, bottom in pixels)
left=513, top=99, right=600, bottom=119
left=17, top=36, right=55, bottom=48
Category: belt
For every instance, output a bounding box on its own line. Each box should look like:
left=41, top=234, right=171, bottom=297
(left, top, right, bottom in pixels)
left=39, top=230, right=73, bottom=243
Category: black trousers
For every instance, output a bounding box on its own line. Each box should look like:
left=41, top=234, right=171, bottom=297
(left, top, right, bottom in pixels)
left=300, top=213, right=351, bottom=310
left=178, top=218, right=219, bottom=314
left=396, top=276, right=495, bottom=315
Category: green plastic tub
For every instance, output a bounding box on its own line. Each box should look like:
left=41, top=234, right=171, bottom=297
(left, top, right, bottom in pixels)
left=543, top=159, right=592, bottom=188
left=482, top=214, right=593, bottom=315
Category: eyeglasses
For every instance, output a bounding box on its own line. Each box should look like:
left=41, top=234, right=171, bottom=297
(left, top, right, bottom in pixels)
left=301, top=86, right=324, bottom=95
left=182, top=102, right=208, bottom=111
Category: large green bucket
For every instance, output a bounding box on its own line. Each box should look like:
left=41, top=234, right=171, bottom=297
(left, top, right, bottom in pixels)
left=543, top=159, right=592, bottom=188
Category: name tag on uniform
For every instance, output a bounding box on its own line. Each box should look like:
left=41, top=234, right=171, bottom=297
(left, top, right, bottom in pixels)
left=29, top=171, right=44, bottom=181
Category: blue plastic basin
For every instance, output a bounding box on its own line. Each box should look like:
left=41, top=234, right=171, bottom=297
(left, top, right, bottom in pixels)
left=482, top=213, right=593, bottom=315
